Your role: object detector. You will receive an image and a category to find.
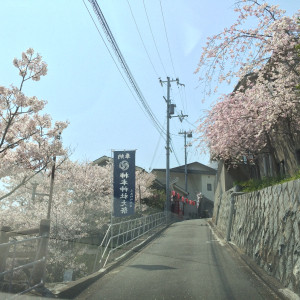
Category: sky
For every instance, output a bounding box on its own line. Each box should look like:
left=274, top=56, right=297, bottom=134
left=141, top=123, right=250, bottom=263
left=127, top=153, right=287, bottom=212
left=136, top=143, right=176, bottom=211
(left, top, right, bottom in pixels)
left=0, top=0, right=299, bottom=171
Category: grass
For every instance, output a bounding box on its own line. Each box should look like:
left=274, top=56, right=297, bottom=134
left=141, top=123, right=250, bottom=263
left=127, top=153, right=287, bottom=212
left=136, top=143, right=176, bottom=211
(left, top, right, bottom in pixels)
left=235, top=169, right=300, bottom=193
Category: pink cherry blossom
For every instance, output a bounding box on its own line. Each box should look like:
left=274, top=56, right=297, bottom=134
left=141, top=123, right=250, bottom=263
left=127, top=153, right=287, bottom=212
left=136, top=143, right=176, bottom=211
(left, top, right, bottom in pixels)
left=195, top=1, right=300, bottom=171
left=0, top=49, right=68, bottom=201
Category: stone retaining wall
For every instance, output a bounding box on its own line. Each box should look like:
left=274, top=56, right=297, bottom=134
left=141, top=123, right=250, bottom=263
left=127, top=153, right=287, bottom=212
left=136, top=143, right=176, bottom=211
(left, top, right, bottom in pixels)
left=213, top=179, right=300, bottom=294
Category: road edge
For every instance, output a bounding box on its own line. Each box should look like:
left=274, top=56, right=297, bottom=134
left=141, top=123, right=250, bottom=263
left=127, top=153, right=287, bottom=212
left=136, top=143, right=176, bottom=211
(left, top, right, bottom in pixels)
left=207, top=219, right=298, bottom=300
left=52, top=223, right=171, bottom=299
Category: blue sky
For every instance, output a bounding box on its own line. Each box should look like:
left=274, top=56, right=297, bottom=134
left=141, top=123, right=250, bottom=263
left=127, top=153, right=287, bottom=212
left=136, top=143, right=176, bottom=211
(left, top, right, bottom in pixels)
left=0, top=0, right=298, bottom=171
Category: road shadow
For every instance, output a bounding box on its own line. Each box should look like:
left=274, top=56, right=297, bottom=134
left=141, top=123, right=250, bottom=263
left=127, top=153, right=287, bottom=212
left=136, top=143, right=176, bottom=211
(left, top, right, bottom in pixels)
left=129, top=264, right=177, bottom=271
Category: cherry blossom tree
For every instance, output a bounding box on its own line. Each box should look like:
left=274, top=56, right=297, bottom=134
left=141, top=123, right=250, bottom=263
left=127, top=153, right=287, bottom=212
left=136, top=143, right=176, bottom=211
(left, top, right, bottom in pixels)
left=0, top=159, right=156, bottom=281
left=135, top=169, right=156, bottom=210
left=0, top=50, right=158, bottom=282
left=195, top=1, right=300, bottom=172
left=0, top=49, right=68, bottom=200
left=0, top=160, right=156, bottom=232
left=195, top=0, right=300, bottom=97
left=0, top=160, right=111, bottom=281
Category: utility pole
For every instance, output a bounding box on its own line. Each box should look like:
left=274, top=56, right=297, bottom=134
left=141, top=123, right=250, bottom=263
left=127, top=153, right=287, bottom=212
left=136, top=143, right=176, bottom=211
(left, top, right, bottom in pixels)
left=179, top=130, right=192, bottom=193
left=160, top=77, right=187, bottom=220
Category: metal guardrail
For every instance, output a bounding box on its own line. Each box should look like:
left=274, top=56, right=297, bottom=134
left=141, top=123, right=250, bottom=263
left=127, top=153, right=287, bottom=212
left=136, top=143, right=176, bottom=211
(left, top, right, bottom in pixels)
left=0, top=235, right=45, bottom=295
left=93, top=212, right=166, bottom=271
left=0, top=219, right=50, bottom=297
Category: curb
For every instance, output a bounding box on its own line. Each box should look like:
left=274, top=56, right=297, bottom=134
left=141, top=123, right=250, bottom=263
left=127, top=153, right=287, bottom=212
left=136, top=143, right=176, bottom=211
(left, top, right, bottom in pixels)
left=53, top=223, right=171, bottom=299
left=207, top=220, right=292, bottom=300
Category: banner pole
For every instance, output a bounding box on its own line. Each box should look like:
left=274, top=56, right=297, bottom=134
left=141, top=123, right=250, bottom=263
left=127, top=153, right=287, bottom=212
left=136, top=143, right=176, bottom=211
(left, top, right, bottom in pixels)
left=111, top=150, right=114, bottom=251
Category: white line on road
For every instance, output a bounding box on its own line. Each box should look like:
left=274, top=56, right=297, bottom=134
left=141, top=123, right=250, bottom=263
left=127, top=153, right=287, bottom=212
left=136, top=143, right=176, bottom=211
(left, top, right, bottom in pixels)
left=279, top=288, right=300, bottom=300
left=207, top=222, right=225, bottom=246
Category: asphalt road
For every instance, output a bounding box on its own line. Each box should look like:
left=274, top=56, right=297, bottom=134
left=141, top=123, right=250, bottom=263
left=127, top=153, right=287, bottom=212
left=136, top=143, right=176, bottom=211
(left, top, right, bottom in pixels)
left=76, top=219, right=281, bottom=300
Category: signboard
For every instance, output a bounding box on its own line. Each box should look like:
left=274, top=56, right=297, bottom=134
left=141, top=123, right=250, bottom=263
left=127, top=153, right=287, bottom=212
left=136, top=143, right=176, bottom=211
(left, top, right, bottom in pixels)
left=113, top=150, right=136, bottom=217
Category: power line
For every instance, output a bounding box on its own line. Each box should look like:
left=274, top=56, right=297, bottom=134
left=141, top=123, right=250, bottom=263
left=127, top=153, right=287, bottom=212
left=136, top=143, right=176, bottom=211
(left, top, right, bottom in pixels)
left=178, top=85, right=188, bottom=114
left=182, top=85, right=188, bottom=114
left=143, top=0, right=168, bottom=77
left=86, top=0, right=166, bottom=139
left=170, top=138, right=181, bottom=166
left=126, top=0, right=159, bottom=78
left=170, top=86, right=185, bottom=116
left=169, top=79, right=186, bottom=119
left=149, top=120, right=166, bottom=171
left=82, top=0, right=144, bottom=116
left=159, top=0, right=176, bottom=78
left=176, top=86, right=186, bottom=115
left=184, top=118, right=198, bottom=129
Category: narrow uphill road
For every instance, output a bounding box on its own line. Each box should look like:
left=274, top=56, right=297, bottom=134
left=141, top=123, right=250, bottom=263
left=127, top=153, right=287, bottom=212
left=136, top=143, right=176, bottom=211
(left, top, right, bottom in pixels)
left=76, top=219, right=281, bottom=300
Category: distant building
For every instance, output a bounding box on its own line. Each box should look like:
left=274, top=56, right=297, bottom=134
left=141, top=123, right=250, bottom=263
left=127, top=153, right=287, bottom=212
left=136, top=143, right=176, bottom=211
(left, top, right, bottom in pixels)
left=152, top=162, right=217, bottom=202
left=92, top=155, right=111, bottom=167
left=93, top=156, right=216, bottom=218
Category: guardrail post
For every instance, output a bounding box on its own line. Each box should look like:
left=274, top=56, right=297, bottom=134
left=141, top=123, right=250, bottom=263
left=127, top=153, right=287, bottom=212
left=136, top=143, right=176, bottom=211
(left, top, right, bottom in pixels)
left=0, top=226, right=11, bottom=279
left=31, top=219, right=50, bottom=285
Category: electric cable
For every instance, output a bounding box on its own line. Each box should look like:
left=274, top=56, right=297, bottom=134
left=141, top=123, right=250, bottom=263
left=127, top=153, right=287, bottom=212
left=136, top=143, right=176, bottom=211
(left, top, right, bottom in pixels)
left=184, top=118, right=198, bottom=129
left=126, top=0, right=159, bottom=78
left=82, top=0, right=151, bottom=127
left=178, top=85, right=188, bottom=115
left=143, top=0, right=168, bottom=77
left=85, top=0, right=166, bottom=139
left=159, top=0, right=176, bottom=78
left=170, top=138, right=181, bottom=166
left=149, top=120, right=166, bottom=171
left=182, top=85, right=188, bottom=114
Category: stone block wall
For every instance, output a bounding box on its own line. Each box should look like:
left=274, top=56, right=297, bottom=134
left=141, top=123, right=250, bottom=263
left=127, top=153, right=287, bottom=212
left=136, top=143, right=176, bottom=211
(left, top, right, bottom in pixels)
left=213, top=179, right=300, bottom=293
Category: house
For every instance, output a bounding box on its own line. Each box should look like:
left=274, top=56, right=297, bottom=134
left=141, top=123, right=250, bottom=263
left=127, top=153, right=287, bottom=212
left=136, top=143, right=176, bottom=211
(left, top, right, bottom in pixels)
left=214, top=62, right=300, bottom=199
left=92, top=155, right=111, bottom=167
left=215, top=133, right=300, bottom=201
left=151, top=162, right=217, bottom=202
left=93, top=156, right=217, bottom=216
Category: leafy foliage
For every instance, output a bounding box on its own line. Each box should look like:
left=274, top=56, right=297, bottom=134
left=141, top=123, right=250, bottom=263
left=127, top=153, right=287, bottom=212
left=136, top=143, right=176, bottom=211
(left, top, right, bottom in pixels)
left=195, top=1, right=300, bottom=167
left=235, top=170, right=300, bottom=192
left=0, top=49, right=68, bottom=201
left=0, top=50, right=157, bottom=282
left=142, top=189, right=165, bottom=211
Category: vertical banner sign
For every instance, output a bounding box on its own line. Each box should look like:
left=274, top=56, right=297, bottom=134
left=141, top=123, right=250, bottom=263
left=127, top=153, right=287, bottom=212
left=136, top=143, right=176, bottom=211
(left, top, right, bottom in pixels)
left=113, top=150, right=136, bottom=217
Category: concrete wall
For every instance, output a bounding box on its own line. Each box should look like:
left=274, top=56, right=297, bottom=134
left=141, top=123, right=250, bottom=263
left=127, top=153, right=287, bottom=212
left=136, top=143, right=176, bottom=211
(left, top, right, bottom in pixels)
left=187, top=173, right=201, bottom=201
left=214, top=162, right=234, bottom=208
left=213, top=180, right=300, bottom=293
left=201, top=174, right=215, bottom=201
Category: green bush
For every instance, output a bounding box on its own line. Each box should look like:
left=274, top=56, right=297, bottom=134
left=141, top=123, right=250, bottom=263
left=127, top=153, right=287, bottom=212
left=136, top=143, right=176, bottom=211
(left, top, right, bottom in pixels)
left=235, top=170, right=300, bottom=192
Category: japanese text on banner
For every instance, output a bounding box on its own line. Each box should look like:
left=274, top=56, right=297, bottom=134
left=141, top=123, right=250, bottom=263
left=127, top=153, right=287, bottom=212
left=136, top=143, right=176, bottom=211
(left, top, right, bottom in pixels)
left=113, top=151, right=135, bottom=217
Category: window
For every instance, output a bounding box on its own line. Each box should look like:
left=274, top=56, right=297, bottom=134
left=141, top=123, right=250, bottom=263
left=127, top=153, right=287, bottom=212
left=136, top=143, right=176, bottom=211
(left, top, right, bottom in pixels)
left=207, top=183, right=212, bottom=191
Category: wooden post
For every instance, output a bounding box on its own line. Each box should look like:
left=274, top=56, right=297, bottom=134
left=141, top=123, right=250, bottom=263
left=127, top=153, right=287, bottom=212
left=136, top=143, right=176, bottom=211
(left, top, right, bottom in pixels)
left=31, top=219, right=50, bottom=285
left=47, top=158, right=56, bottom=219
left=0, top=226, right=11, bottom=279
left=139, top=185, right=141, bottom=211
